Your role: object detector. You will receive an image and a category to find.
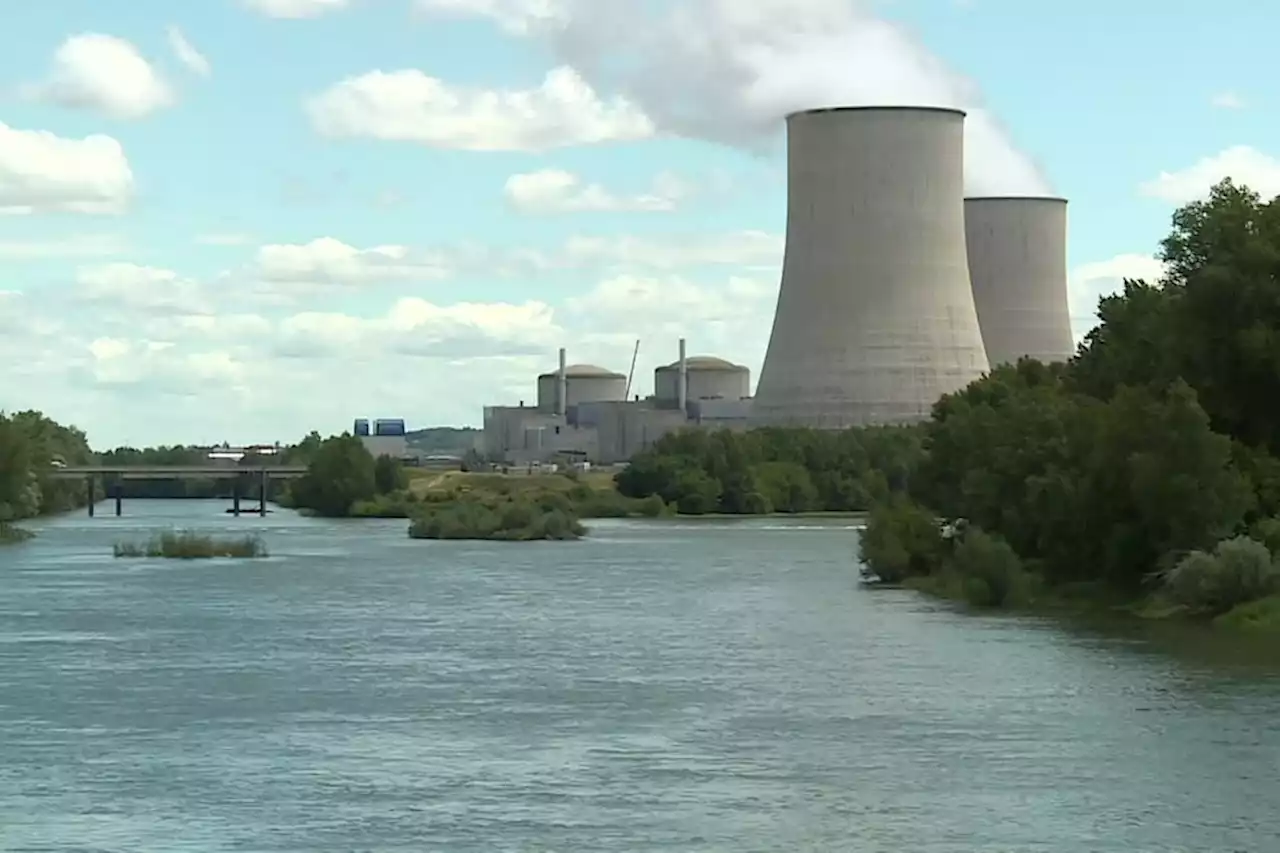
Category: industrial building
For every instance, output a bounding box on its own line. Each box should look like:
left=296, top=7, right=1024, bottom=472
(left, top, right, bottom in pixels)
left=482, top=340, right=753, bottom=465
left=353, top=417, right=408, bottom=459
left=750, top=106, right=990, bottom=429
left=964, top=196, right=1075, bottom=367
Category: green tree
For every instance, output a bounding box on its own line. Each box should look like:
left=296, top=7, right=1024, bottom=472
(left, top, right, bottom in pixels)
left=290, top=434, right=377, bottom=517
left=374, top=454, right=408, bottom=495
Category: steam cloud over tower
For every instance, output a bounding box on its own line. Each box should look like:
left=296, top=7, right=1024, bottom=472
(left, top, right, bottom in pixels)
left=964, top=196, right=1074, bottom=367
left=750, top=106, right=990, bottom=429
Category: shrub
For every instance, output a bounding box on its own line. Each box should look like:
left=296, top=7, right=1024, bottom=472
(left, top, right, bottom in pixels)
left=1163, top=535, right=1280, bottom=614
left=0, top=522, right=33, bottom=544
left=950, top=528, right=1029, bottom=608
left=408, top=496, right=586, bottom=541
left=113, top=530, right=268, bottom=559
left=859, top=499, right=944, bottom=583
left=1249, top=516, right=1280, bottom=557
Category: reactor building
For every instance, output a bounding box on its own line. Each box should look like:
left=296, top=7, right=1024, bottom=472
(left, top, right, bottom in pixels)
left=964, top=196, right=1074, bottom=367
left=749, top=106, right=990, bottom=429
left=482, top=340, right=753, bottom=465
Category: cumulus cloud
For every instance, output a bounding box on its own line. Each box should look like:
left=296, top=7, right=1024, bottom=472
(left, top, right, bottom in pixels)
left=242, top=0, right=351, bottom=17
left=24, top=33, right=175, bottom=119
left=415, top=0, right=1050, bottom=195
left=0, top=122, right=134, bottom=214
left=1141, top=146, right=1280, bottom=204
left=1067, top=253, right=1167, bottom=341
left=306, top=66, right=653, bottom=150
left=167, top=26, right=211, bottom=77
left=505, top=168, right=688, bottom=213
left=254, top=237, right=454, bottom=285
left=75, top=262, right=213, bottom=314
left=0, top=234, right=127, bottom=259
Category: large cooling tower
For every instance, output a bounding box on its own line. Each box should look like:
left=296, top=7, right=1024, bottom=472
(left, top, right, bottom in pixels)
left=964, top=196, right=1074, bottom=367
left=750, top=106, right=990, bottom=429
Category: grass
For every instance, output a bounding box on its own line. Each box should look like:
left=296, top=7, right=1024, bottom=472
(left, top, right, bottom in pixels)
left=0, top=521, right=34, bottom=544
left=1213, top=594, right=1280, bottom=633
left=113, top=529, right=269, bottom=559
left=408, top=497, right=586, bottom=541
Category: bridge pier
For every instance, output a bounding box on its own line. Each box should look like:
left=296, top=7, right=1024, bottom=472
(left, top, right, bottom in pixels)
left=86, top=474, right=94, bottom=517
left=259, top=470, right=268, bottom=516
left=114, top=480, right=122, bottom=517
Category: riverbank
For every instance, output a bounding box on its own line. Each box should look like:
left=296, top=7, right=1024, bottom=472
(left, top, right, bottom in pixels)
left=0, top=522, right=34, bottom=544
left=882, top=561, right=1280, bottom=635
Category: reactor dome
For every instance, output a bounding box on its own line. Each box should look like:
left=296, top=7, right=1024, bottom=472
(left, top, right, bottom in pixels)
left=654, top=356, right=751, bottom=403
left=536, top=363, right=627, bottom=412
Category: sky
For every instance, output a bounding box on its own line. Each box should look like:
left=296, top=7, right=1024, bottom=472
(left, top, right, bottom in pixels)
left=2, top=0, right=1278, bottom=449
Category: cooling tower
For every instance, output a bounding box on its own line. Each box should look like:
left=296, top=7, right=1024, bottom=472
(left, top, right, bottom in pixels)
left=964, top=196, right=1074, bottom=367
left=750, top=106, right=990, bottom=429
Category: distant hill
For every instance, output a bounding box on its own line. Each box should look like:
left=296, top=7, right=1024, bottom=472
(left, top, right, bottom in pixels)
left=405, top=427, right=481, bottom=454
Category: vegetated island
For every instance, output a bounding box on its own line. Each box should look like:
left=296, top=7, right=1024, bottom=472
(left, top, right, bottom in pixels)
left=855, top=179, right=1280, bottom=634
left=113, top=530, right=269, bottom=559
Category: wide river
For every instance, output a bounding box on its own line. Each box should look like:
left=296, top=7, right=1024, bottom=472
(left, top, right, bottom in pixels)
left=2, top=501, right=1279, bottom=851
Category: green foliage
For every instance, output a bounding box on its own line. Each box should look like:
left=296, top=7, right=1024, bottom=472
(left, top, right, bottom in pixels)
left=113, top=530, right=268, bottom=559
left=1212, top=594, right=1280, bottom=633
left=616, top=425, right=922, bottom=515
left=1162, top=536, right=1280, bottom=615
left=0, top=410, right=94, bottom=526
left=373, top=455, right=409, bottom=495
left=408, top=495, right=586, bottom=541
left=858, top=498, right=944, bottom=584
left=949, top=529, right=1030, bottom=608
left=288, top=434, right=378, bottom=517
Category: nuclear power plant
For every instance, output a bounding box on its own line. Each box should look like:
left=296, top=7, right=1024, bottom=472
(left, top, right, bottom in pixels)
left=964, top=196, right=1074, bottom=367
left=750, top=107, right=990, bottom=429
left=480, top=104, right=1073, bottom=463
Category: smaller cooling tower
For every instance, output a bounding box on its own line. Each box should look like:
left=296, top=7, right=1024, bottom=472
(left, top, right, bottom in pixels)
left=751, top=106, right=990, bottom=429
left=965, top=196, right=1074, bottom=367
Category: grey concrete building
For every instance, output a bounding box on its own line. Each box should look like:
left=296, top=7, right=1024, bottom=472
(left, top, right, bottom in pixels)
left=964, top=196, right=1075, bottom=367
left=750, top=106, right=990, bottom=429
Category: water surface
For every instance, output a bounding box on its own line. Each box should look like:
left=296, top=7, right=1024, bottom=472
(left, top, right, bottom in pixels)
left=1, top=501, right=1278, bottom=851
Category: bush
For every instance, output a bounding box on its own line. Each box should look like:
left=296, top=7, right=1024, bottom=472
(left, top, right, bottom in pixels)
left=408, top=496, right=586, bottom=541
left=1249, top=516, right=1280, bottom=557
left=1163, top=535, right=1280, bottom=614
left=950, top=528, right=1030, bottom=608
left=113, top=530, right=268, bottom=559
left=859, top=499, right=944, bottom=583
left=350, top=491, right=414, bottom=518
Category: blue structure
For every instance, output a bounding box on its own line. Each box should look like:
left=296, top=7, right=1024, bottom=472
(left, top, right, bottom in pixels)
left=353, top=419, right=371, bottom=436
left=373, top=418, right=406, bottom=437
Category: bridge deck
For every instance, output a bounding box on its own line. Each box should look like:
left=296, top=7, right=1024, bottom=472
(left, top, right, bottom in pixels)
left=50, top=465, right=308, bottom=479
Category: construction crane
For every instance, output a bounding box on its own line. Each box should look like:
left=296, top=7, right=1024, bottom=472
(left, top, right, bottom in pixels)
left=623, top=339, right=641, bottom=399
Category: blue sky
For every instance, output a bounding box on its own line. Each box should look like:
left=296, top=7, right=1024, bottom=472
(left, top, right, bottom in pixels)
left=2, top=0, right=1277, bottom=448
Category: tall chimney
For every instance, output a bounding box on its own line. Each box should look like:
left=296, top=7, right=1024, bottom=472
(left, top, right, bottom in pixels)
left=556, top=347, right=568, bottom=417
left=678, top=337, right=688, bottom=414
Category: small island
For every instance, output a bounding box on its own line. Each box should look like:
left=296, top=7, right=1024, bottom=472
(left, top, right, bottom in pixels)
left=113, top=530, right=269, bottom=559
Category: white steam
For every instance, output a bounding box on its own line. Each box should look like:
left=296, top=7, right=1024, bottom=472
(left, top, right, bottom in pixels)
left=416, top=0, right=1052, bottom=196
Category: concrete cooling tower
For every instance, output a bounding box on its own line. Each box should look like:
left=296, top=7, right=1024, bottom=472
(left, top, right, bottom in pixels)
left=964, top=196, right=1074, bottom=367
left=750, top=106, right=990, bottom=429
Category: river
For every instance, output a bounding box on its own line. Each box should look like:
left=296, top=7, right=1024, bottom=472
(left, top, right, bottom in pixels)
left=1, top=500, right=1278, bottom=851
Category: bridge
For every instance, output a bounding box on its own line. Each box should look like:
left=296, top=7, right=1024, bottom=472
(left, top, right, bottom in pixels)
left=49, top=465, right=309, bottom=517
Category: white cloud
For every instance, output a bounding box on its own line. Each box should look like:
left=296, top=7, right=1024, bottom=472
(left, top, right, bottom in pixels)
left=167, top=26, right=211, bottom=77
left=242, top=0, right=351, bottom=17
left=25, top=33, right=174, bottom=120
left=558, top=230, right=782, bottom=270
left=254, top=237, right=453, bottom=285
left=0, top=122, right=134, bottom=214
left=505, top=168, right=688, bottom=213
left=1141, top=146, right=1280, bottom=204
left=306, top=66, right=654, bottom=151
left=1068, top=253, right=1167, bottom=341
left=75, top=262, right=212, bottom=314
left=414, top=0, right=1050, bottom=195
left=1211, top=91, right=1245, bottom=109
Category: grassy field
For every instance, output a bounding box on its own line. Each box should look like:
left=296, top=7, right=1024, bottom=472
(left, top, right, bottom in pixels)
left=405, top=469, right=617, bottom=499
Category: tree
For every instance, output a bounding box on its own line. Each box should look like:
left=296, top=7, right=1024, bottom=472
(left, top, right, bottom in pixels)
left=373, top=454, right=408, bottom=495
left=289, top=434, right=377, bottom=517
